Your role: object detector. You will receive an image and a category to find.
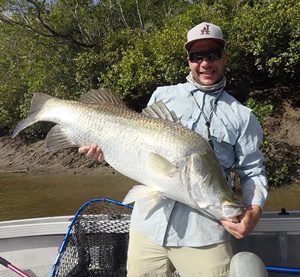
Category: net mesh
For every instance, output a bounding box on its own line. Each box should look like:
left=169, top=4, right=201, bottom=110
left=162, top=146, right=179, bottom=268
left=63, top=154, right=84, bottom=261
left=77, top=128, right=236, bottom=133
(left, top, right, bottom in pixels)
left=53, top=199, right=132, bottom=277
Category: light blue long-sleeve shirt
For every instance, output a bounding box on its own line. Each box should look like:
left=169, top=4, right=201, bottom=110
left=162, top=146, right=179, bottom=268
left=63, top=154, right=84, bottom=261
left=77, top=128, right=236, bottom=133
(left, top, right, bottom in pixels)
left=130, top=82, right=268, bottom=247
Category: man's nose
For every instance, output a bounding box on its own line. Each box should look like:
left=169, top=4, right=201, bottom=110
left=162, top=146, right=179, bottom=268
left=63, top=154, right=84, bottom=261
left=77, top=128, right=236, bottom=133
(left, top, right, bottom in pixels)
left=200, top=56, right=212, bottom=65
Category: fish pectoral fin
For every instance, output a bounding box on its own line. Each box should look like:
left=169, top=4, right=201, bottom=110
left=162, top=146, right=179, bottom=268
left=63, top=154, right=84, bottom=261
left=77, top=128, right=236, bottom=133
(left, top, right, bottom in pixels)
left=147, top=153, right=179, bottom=177
left=123, top=184, right=162, bottom=204
left=123, top=185, right=164, bottom=217
left=45, top=125, right=76, bottom=152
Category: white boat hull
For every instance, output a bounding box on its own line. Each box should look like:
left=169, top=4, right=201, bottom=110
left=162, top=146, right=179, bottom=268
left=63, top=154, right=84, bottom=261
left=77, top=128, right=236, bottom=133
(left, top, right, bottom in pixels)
left=0, top=216, right=70, bottom=277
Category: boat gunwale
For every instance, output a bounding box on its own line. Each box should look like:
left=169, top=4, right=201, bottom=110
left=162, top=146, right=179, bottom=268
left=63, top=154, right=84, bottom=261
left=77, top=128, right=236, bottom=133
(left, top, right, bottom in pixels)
left=1, top=211, right=300, bottom=240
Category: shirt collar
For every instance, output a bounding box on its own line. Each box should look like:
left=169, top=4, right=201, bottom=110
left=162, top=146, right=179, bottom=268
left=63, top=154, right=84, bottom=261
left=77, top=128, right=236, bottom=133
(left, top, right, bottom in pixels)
left=186, top=72, right=226, bottom=95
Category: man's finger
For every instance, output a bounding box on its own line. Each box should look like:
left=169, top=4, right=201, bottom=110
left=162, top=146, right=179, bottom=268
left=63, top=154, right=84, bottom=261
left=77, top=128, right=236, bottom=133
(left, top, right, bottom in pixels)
left=86, top=144, right=97, bottom=158
left=222, top=225, right=243, bottom=239
left=97, top=150, right=104, bottom=162
left=78, top=145, right=90, bottom=154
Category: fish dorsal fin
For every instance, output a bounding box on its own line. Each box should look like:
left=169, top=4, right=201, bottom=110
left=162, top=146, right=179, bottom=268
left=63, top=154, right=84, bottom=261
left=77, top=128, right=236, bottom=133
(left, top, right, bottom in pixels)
left=79, top=88, right=127, bottom=107
left=142, top=101, right=180, bottom=123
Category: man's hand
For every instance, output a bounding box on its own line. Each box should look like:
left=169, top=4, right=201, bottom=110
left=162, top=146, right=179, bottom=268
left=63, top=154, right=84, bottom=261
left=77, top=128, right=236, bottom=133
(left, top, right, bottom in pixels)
left=78, top=144, right=104, bottom=162
left=220, top=205, right=261, bottom=239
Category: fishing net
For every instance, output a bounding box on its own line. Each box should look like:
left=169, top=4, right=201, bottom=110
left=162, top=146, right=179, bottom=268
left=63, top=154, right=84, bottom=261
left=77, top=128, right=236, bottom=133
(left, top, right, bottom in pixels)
left=52, top=198, right=132, bottom=277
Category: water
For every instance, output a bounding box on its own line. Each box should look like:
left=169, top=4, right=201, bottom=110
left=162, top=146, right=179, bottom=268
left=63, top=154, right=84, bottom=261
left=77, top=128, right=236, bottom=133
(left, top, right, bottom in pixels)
left=0, top=173, right=299, bottom=221
left=0, top=173, right=135, bottom=221
left=264, top=183, right=300, bottom=212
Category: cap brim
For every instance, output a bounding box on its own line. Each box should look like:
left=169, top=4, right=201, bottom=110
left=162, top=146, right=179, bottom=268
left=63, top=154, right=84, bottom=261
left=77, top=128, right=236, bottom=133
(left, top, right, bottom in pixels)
left=185, top=38, right=225, bottom=51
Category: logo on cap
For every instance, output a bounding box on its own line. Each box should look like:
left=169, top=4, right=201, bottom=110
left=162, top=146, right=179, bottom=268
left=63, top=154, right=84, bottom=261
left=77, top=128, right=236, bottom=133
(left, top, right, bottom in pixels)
left=201, top=24, right=210, bottom=35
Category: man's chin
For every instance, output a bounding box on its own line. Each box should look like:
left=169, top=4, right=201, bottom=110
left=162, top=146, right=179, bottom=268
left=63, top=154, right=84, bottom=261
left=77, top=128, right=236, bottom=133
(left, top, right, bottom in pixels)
left=199, top=78, right=216, bottom=86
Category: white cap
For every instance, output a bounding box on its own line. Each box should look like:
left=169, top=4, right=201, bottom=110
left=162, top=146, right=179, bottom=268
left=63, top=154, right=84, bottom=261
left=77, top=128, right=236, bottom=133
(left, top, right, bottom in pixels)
left=185, top=22, right=225, bottom=51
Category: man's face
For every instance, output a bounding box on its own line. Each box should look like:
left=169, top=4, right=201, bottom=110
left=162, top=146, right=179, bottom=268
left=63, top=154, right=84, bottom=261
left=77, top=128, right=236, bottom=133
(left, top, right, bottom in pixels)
left=187, top=39, right=227, bottom=86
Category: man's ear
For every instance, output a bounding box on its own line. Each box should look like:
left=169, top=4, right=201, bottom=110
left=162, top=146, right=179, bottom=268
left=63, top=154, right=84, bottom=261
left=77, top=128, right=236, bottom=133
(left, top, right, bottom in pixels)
left=187, top=57, right=192, bottom=68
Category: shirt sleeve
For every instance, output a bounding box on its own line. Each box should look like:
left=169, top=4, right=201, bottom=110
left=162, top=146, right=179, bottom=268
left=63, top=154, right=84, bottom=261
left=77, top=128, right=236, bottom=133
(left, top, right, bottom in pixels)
left=234, top=112, right=268, bottom=209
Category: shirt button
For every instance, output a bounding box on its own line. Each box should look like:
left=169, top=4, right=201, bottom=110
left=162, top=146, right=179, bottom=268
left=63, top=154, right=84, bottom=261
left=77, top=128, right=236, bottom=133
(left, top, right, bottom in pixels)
left=168, top=204, right=172, bottom=208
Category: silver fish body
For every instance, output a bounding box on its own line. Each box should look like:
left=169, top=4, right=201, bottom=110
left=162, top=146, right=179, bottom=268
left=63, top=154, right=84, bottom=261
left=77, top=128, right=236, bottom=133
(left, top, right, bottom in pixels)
left=13, top=89, right=244, bottom=220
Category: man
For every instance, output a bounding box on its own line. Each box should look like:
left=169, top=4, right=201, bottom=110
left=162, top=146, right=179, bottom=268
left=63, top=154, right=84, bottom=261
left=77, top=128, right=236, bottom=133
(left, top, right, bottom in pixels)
left=79, top=22, right=268, bottom=276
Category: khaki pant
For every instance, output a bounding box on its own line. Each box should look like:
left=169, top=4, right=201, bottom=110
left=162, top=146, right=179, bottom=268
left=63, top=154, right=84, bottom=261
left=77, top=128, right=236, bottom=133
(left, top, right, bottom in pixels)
left=127, top=228, right=232, bottom=277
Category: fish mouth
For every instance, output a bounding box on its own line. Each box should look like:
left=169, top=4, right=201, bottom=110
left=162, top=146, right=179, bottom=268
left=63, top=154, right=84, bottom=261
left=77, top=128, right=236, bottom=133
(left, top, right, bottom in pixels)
left=222, top=202, right=245, bottom=221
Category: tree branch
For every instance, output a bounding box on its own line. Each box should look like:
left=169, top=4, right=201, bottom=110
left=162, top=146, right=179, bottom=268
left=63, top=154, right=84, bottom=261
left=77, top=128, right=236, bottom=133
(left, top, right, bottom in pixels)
left=116, top=0, right=129, bottom=28
left=135, top=0, right=144, bottom=29
left=0, top=0, right=97, bottom=48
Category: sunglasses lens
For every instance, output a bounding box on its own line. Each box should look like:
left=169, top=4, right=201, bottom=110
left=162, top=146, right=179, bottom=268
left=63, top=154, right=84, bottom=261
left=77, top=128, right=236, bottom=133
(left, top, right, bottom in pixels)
left=209, top=48, right=223, bottom=61
left=189, top=48, right=223, bottom=63
left=189, top=52, right=204, bottom=63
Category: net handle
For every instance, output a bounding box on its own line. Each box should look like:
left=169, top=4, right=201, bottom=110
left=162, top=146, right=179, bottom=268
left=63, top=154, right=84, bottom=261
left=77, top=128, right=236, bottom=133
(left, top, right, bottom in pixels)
left=0, top=256, right=31, bottom=277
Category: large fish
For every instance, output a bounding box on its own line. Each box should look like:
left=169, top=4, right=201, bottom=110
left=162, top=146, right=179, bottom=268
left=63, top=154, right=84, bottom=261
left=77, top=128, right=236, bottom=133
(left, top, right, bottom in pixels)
left=12, top=89, right=244, bottom=221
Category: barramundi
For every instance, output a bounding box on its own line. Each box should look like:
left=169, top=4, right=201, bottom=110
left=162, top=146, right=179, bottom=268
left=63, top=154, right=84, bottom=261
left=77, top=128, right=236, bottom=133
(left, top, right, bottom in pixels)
left=12, top=89, right=244, bottom=221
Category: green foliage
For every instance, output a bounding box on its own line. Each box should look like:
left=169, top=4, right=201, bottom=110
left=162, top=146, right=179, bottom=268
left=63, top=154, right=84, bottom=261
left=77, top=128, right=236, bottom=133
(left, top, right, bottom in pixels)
left=0, top=0, right=299, bottom=141
left=101, top=21, right=188, bottom=98
left=245, top=98, right=272, bottom=152
left=0, top=17, right=80, bottom=133
left=100, top=1, right=231, bottom=97
left=245, top=97, right=273, bottom=124
left=227, top=0, right=300, bottom=87
left=266, top=159, right=290, bottom=188
left=0, top=23, right=29, bottom=130
left=246, top=98, right=291, bottom=188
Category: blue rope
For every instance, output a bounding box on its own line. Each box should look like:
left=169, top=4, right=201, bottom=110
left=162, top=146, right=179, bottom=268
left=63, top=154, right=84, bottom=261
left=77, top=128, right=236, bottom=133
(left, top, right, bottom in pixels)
left=266, top=265, right=300, bottom=274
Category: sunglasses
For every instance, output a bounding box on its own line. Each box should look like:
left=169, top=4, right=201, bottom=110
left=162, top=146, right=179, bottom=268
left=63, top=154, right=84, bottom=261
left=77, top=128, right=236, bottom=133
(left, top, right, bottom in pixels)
left=188, top=48, right=224, bottom=63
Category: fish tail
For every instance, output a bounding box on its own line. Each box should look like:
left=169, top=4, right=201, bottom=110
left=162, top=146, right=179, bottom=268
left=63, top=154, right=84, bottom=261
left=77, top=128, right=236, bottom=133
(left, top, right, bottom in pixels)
left=12, top=93, right=54, bottom=138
